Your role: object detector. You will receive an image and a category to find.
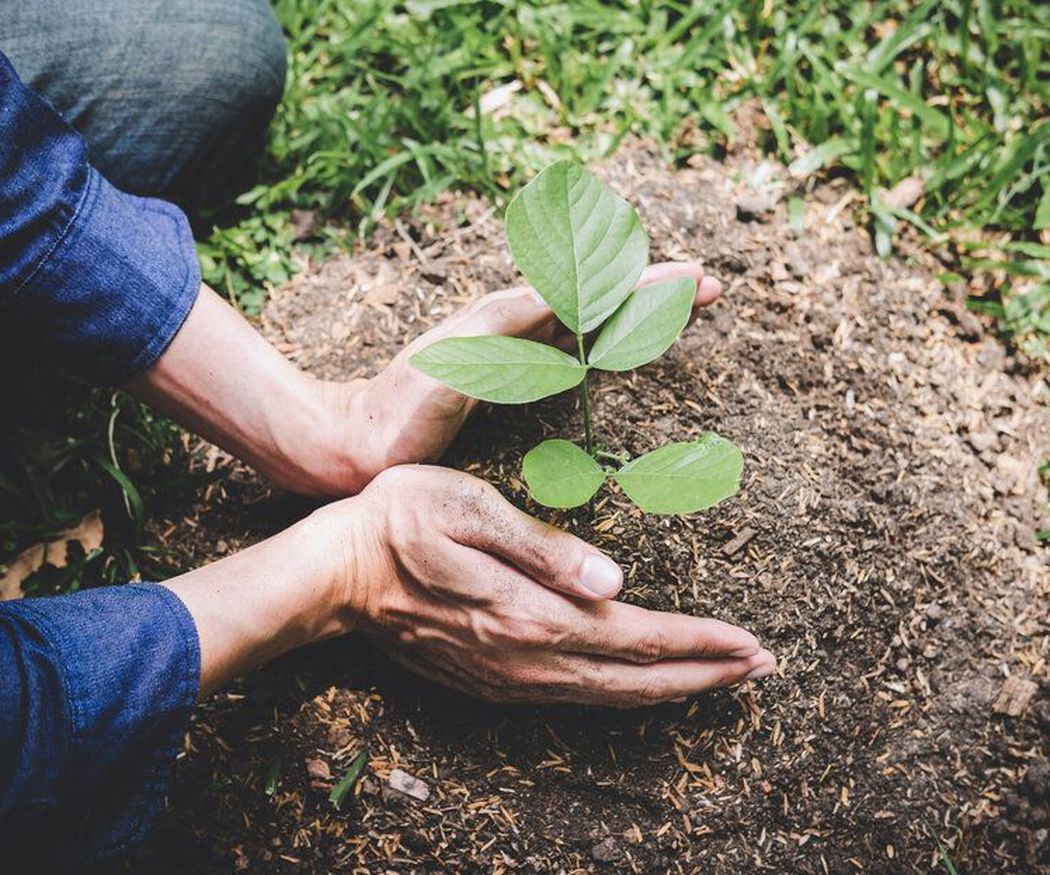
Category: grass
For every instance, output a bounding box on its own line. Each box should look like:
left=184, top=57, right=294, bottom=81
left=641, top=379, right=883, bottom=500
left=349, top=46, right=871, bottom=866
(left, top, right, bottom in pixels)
left=204, top=0, right=1050, bottom=352
left=3, top=0, right=1048, bottom=592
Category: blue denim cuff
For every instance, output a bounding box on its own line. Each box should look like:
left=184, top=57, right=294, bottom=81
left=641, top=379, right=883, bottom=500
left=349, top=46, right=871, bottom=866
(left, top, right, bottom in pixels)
left=7, top=167, right=200, bottom=385
left=0, top=583, right=200, bottom=866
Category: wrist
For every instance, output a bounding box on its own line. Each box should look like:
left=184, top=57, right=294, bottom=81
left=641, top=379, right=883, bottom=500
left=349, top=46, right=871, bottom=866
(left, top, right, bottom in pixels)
left=264, top=375, right=374, bottom=497
left=309, top=493, right=389, bottom=635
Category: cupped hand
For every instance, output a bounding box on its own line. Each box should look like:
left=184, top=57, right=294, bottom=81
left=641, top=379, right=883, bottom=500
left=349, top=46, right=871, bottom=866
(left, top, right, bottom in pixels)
left=316, top=261, right=722, bottom=495
left=327, top=465, right=774, bottom=707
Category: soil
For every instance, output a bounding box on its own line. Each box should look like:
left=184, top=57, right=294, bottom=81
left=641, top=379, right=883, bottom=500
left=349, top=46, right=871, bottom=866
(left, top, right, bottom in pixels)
left=122, top=142, right=1048, bottom=874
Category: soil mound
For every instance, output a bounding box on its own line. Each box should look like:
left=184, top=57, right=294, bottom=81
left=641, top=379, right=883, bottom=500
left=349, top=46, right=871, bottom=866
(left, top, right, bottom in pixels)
left=132, top=143, right=1048, bottom=874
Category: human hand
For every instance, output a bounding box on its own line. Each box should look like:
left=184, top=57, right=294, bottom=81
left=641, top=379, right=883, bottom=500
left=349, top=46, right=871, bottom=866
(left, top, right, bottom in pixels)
left=326, top=465, right=774, bottom=706
left=314, top=261, right=723, bottom=495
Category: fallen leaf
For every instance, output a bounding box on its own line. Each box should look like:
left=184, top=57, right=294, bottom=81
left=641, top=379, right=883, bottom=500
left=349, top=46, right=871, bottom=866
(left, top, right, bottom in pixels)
left=0, top=510, right=103, bottom=601
left=464, top=79, right=522, bottom=118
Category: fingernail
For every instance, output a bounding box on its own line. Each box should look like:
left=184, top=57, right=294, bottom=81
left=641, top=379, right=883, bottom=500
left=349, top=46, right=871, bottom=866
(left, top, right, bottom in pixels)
left=528, top=289, right=547, bottom=308
left=579, top=554, right=622, bottom=598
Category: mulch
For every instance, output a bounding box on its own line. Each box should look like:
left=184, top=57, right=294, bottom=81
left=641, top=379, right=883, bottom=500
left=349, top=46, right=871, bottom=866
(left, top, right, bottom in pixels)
left=123, top=141, right=1049, bottom=874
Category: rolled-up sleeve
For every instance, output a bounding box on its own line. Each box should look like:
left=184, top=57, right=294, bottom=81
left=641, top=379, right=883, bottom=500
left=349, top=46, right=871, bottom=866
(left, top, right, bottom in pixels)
left=0, top=50, right=200, bottom=384
left=0, top=584, right=200, bottom=866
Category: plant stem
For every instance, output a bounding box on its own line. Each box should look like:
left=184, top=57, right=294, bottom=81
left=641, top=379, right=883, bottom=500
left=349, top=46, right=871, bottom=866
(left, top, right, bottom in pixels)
left=576, top=333, right=593, bottom=455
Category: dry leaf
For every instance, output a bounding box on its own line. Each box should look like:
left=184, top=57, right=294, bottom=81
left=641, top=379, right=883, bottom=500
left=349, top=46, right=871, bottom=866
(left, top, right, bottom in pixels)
left=0, top=510, right=104, bottom=600
left=464, top=80, right=522, bottom=118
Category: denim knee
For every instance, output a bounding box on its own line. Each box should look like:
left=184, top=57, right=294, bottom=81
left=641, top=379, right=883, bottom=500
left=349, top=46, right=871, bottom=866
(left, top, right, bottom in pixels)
left=0, top=0, right=288, bottom=209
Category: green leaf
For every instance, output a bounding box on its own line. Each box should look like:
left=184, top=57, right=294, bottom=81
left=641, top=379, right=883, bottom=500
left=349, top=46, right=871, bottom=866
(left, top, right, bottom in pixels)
left=329, top=750, right=368, bottom=811
left=788, top=197, right=806, bottom=236
left=264, top=759, right=283, bottom=796
left=522, top=440, right=606, bottom=508
left=840, top=67, right=950, bottom=139
left=1036, top=184, right=1050, bottom=230
left=788, top=137, right=854, bottom=179
left=505, top=160, right=649, bottom=333
left=614, top=434, right=743, bottom=514
left=588, top=277, right=695, bottom=372
left=410, top=336, right=587, bottom=403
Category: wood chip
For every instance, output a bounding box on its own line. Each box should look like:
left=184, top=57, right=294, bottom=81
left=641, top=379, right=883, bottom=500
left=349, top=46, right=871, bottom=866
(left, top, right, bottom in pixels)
left=385, top=768, right=430, bottom=802
left=993, top=676, right=1038, bottom=716
left=721, top=527, right=756, bottom=557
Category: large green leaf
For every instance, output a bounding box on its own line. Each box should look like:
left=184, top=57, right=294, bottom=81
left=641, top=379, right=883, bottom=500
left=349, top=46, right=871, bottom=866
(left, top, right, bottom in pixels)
left=522, top=439, right=606, bottom=508
left=588, top=276, right=695, bottom=372
left=410, top=336, right=586, bottom=403
left=505, top=160, right=649, bottom=334
left=615, top=434, right=743, bottom=514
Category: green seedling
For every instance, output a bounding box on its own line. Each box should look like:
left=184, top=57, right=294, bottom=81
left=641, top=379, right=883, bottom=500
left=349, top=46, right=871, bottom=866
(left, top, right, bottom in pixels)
left=410, top=160, right=743, bottom=514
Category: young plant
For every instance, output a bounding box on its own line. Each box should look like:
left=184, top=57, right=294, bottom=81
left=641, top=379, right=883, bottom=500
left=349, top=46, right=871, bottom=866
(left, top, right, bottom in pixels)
left=410, top=160, right=743, bottom=514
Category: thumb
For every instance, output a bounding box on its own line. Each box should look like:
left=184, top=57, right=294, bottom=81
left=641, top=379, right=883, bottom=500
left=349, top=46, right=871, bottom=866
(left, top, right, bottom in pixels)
left=451, top=481, right=623, bottom=601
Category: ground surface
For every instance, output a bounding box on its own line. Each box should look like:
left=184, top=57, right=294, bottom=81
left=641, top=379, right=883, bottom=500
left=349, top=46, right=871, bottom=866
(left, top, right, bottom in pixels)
left=125, top=144, right=1048, bottom=874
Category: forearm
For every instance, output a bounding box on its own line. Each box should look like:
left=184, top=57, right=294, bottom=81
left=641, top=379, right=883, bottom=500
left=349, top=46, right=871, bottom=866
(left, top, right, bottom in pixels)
left=162, top=502, right=355, bottom=697
left=125, top=284, right=366, bottom=496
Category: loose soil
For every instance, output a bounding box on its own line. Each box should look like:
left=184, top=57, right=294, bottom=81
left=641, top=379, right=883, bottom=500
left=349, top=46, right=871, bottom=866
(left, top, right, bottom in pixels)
left=124, top=143, right=1048, bottom=874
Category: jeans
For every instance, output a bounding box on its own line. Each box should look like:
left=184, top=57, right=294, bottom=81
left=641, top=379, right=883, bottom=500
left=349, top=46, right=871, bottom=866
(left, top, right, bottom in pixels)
left=0, top=0, right=287, bottom=212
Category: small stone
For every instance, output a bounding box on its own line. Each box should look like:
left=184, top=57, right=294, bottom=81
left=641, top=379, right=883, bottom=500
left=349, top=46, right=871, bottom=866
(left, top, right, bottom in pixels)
left=289, top=208, right=320, bottom=241
left=735, top=193, right=775, bottom=222
left=881, top=176, right=924, bottom=210
left=385, top=768, right=430, bottom=802
left=422, top=264, right=449, bottom=285
left=327, top=725, right=353, bottom=748
left=590, top=837, right=622, bottom=864
left=784, top=244, right=811, bottom=279
left=925, top=603, right=944, bottom=623
left=967, top=431, right=999, bottom=453
left=305, top=758, right=331, bottom=780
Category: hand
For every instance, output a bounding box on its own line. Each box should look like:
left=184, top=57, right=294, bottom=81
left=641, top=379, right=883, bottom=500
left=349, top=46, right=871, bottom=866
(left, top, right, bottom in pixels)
left=328, top=465, right=774, bottom=707
left=314, top=261, right=723, bottom=495
left=130, top=265, right=719, bottom=500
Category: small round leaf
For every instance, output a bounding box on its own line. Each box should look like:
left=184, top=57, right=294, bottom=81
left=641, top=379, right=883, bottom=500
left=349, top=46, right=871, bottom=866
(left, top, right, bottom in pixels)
left=522, top=439, right=606, bottom=508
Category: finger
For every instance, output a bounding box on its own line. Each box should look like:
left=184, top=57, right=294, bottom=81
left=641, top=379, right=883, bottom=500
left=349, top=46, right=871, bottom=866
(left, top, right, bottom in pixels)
left=383, top=287, right=559, bottom=417
left=448, top=478, right=623, bottom=601
left=570, top=647, right=777, bottom=707
left=562, top=601, right=762, bottom=662
left=381, top=638, right=775, bottom=707
left=416, top=286, right=557, bottom=349
left=638, top=260, right=722, bottom=310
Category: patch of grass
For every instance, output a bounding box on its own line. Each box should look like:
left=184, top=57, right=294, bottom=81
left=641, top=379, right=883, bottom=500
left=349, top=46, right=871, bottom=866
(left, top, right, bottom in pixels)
left=204, top=0, right=1049, bottom=351
left=0, top=371, right=212, bottom=593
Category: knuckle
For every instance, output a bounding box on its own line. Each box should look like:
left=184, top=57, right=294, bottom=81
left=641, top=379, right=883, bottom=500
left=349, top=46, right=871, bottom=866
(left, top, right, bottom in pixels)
left=498, top=616, right=539, bottom=647
left=631, top=628, right=667, bottom=664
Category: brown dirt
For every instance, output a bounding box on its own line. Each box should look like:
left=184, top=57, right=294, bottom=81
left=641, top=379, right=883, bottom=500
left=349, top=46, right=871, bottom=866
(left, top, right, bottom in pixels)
left=124, top=142, right=1049, bottom=874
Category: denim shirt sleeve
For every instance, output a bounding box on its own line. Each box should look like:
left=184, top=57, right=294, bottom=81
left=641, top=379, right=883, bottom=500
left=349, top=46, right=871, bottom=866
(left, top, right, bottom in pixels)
left=0, top=50, right=200, bottom=384
left=0, top=584, right=200, bottom=867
